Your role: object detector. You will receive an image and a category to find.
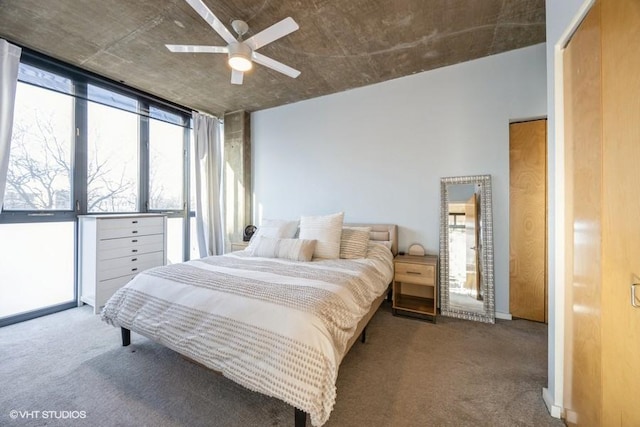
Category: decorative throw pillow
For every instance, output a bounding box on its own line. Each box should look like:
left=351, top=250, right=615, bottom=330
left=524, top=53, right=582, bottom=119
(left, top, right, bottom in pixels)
left=246, top=218, right=299, bottom=251
left=276, top=238, right=316, bottom=262
left=340, top=227, right=371, bottom=259
left=298, top=212, right=344, bottom=259
left=249, top=237, right=316, bottom=262
left=249, top=236, right=280, bottom=258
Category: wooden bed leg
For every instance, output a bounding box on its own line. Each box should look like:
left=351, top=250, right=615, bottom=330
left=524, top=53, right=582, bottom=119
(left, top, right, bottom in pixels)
left=121, top=327, right=131, bottom=346
left=360, top=326, right=367, bottom=343
left=294, top=407, right=306, bottom=427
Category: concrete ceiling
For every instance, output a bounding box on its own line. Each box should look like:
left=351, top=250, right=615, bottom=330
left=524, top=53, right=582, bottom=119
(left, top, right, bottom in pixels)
left=0, top=0, right=545, bottom=116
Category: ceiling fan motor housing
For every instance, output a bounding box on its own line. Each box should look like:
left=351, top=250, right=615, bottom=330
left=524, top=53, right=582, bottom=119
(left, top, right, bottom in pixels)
left=229, top=42, right=251, bottom=60
left=228, top=41, right=252, bottom=58
left=228, top=42, right=253, bottom=71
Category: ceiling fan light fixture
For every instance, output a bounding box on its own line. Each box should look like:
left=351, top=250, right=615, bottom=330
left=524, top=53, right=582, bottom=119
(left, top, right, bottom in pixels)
left=228, top=42, right=252, bottom=72
left=228, top=54, right=252, bottom=71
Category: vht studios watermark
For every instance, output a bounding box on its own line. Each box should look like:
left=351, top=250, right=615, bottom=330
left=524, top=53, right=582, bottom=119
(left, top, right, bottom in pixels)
left=9, top=410, right=87, bottom=420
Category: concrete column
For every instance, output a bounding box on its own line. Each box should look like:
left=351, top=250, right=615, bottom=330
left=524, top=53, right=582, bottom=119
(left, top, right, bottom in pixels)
left=223, top=110, right=251, bottom=250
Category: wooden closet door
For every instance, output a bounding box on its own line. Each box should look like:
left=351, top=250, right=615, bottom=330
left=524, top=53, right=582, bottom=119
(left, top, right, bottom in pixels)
left=563, top=1, right=640, bottom=425
left=509, top=119, right=547, bottom=322
left=562, top=4, right=603, bottom=425
left=600, top=0, right=640, bottom=424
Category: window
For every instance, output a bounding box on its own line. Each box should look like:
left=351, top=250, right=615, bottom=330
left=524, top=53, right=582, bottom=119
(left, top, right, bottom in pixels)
left=87, top=98, right=139, bottom=212
left=4, top=81, right=74, bottom=211
left=0, top=222, right=74, bottom=319
left=149, top=107, right=184, bottom=211
left=1, top=52, right=193, bottom=326
left=1, top=65, right=77, bottom=325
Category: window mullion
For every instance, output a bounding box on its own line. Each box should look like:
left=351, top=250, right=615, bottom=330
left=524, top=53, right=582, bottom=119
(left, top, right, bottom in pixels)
left=183, top=124, right=191, bottom=261
left=74, top=81, right=88, bottom=215
left=139, top=102, right=150, bottom=213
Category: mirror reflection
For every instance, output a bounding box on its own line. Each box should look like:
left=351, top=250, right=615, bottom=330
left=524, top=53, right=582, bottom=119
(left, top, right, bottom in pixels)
left=440, top=175, right=495, bottom=323
left=447, top=183, right=483, bottom=313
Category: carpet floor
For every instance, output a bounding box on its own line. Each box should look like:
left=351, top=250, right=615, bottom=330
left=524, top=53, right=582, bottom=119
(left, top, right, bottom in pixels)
left=0, top=303, right=564, bottom=426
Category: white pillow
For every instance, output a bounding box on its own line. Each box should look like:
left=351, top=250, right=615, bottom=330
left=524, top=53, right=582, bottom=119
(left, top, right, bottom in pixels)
left=340, top=227, right=371, bottom=259
left=249, top=237, right=316, bottom=262
left=299, top=212, right=344, bottom=259
left=247, top=219, right=299, bottom=251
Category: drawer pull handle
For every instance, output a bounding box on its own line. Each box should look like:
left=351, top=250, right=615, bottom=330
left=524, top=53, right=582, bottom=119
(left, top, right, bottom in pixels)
left=131, top=258, right=138, bottom=262
left=131, top=239, right=138, bottom=243
left=407, top=271, right=422, bottom=275
left=131, top=249, right=138, bottom=253
left=132, top=230, right=138, bottom=234
left=132, top=220, right=138, bottom=224
left=131, top=268, right=138, bottom=272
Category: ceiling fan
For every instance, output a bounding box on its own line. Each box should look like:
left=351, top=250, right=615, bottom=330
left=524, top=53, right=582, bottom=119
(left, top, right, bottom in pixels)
left=166, top=0, right=301, bottom=85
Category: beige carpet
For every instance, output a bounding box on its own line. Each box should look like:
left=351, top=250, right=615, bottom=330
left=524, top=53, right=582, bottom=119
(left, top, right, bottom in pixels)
left=0, top=303, right=563, bottom=426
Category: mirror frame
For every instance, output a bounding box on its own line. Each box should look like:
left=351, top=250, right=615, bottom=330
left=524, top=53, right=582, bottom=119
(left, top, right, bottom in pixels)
left=439, top=174, right=495, bottom=323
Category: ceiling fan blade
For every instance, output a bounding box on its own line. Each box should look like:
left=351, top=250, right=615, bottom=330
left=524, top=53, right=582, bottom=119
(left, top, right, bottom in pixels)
left=166, top=44, right=228, bottom=53
left=245, top=17, right=299, bottom=50
left=231, top=69, right=244, bottom=85
left=252, top=52, right=301, bottom=78
left=184, top=0, right=236, bottom=44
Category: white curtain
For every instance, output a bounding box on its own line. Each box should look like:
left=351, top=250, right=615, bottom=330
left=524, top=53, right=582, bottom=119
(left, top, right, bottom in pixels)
left=193, top=112, right=224, bottom=257
left=0, top=39, right=22, bottom=208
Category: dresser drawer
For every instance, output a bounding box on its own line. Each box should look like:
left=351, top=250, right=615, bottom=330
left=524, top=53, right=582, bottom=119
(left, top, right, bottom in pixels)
left=98, top=234, right=164, bottom=260
left=97, top=251, right=164, bottom=281
left=98, top=217, right=164, bottom=240
left=395, top=262, right=435, bottom=285
left=95, top=274, right=137, bottom=310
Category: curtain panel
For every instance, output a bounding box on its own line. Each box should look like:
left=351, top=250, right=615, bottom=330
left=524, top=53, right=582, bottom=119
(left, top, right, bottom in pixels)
left=193, top=112, right=224, bottom=257
left=0, top=39, right=22, bottom=208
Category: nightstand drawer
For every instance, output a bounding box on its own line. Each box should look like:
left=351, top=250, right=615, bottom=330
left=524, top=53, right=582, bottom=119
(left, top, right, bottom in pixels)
left=395, top=263, right=435, bottom=285
left=230, top=241, right=249, bottom=252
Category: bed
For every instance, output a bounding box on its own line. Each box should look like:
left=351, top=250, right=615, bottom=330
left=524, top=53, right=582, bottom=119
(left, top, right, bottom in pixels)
left=101, top=223, right=397, bottom=427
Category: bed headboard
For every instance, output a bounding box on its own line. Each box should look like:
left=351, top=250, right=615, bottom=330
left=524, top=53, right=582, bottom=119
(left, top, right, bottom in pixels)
left=345, top=223, right=398, bottom=256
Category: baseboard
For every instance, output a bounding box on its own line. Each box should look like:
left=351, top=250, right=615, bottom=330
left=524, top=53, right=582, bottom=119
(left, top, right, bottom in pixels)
left=495, top=311, right=512, bottom=320
left=542, top=387, right=563, bottom=419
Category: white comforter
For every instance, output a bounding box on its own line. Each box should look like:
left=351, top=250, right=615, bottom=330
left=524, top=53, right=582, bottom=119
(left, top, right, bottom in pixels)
left=101, top=243, right=393, bottom=426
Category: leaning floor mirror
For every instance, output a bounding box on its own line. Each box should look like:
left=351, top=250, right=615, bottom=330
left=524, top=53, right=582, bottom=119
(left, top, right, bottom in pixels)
left=439, top=175, right=495, bottom=323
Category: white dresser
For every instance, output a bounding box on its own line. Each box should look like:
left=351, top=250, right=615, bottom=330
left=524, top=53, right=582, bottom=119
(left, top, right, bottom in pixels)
left=78, top=213, right=167, bottom=314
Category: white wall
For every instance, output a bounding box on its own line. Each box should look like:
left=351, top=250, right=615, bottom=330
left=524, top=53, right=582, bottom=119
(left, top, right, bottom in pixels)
left=252, top=43, right=546, bottom=316
left=544, top=0, right=593, bottom=418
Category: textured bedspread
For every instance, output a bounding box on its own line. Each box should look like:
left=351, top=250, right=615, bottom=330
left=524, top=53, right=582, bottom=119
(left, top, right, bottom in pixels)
left=101, top=243, right=393, bottom=426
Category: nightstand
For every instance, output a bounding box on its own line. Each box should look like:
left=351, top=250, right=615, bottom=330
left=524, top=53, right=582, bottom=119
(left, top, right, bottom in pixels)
left=392, top=254, right=438, bottom=322
left=230, top=241, right=249, bottom=252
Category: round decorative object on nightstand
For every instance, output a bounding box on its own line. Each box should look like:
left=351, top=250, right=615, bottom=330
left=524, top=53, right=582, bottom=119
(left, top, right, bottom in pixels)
left=408, top=244, right=425, bottom=256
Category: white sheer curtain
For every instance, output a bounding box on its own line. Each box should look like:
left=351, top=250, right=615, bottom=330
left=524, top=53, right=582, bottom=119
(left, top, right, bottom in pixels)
left=193, top=112, right=224, bottom=257
left=0, top=39, right=22, bottom=208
